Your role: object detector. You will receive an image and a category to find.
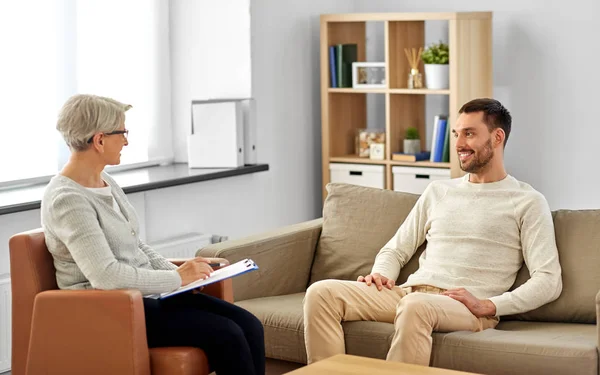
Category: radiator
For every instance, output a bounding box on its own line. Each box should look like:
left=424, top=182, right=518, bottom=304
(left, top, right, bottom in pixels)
left=149, top=233, right=213, bottom=259
left=0, top=278, right=11, bottom=373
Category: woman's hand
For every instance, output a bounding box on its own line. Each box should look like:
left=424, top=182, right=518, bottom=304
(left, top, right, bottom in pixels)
left=176, top=257, right=213, bottom=286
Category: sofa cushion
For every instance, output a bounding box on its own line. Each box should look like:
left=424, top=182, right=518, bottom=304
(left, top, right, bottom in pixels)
left=238, top=293, right=597, bottom=375
left=310, top=183, right=420, bottom=284
left=236, top=293, right=307, bottom=364
left=508, top=209, right=600, bottom=323
left=342, top=320, right=596, bottom=375
left=431, top=321, right=597, bottom=375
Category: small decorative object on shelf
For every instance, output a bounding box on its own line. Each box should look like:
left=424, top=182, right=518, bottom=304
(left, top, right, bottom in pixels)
left=403, top=127, right=421, bottom=154
left=369, top=143, right=385, bottom=160
left=422, top=41, right=449, bottom=89
left=352, top=62, right=386, bottom=89
left=404, top=47, right=423, bottom=89
left=356, top=129, right=386, bottom=158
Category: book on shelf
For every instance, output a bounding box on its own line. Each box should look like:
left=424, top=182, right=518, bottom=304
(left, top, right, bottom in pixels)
left=335, top=44, right=357, bottom=88
left=329, top=46, right=337, bottom=87
left=441, top=121, right=450, bottom=163
left=392, top=151, right=431, bottom=162
left=430, top=115, right=449, bottom=162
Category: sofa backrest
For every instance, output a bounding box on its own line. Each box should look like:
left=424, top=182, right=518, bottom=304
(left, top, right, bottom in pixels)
left=507, top=209, right=600, bottom=323
left=309, top=183, right=419, bottom=284
left=310, top=183, right=600, bottom=324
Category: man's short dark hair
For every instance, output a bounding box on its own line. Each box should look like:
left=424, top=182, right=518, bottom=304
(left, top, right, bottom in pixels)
left=459, top=98, right=512, bottom=147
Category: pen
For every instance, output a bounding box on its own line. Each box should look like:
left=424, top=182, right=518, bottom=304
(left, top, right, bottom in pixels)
left=208, top=262, right=227, bottom=268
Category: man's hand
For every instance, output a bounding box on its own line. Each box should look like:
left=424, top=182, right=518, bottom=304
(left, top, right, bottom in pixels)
left=357, top=273, right=395, bottom=291
left=443, top=288, right=496, bottom=317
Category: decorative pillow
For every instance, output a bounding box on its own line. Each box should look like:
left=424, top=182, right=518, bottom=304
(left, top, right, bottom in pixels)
left=309, top=183, right=420, bottom=284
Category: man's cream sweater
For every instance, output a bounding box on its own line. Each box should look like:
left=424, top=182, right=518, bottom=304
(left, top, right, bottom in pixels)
left=371, top=174, right=562, bottom=316
left=41, top=172, right=182, bottom=295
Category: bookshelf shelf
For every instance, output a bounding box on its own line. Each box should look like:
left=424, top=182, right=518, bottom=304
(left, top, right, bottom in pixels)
left=321, top=11, right=492, bottom=197
left=329, top=156, right=387, bottom=165
left=329, top=156, right=452, bottom=170
left=328, top=88, right=387, bottom=94
left=389, top=88, right=450, bottom=95
left=328, top=88, right=451, bottom=95
left=389, top=160, right=451, bottom=168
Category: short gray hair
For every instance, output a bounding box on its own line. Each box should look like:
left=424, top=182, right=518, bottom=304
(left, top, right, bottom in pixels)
left=57, top=94, right=132, bottom=151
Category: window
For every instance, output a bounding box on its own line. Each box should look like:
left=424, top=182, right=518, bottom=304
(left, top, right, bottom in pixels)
left=0, top=0, right=172, bottom=184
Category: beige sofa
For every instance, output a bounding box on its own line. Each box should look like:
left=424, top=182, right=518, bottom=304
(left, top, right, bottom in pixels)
left=198, top=183, right=600, bottom=375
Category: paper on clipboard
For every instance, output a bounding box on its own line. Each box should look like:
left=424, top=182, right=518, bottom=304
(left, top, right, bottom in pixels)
left=160, top=258, right=258, bottom=299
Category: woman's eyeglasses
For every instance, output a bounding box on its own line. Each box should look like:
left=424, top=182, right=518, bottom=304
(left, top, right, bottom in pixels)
left=87, top=129, right=129, bottom=144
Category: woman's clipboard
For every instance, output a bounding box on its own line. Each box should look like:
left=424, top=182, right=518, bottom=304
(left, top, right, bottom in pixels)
left=160, top=258, right=258, bottom=299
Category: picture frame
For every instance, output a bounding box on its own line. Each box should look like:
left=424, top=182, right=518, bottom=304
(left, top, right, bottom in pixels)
left=352, top=62, right=386, bottom=89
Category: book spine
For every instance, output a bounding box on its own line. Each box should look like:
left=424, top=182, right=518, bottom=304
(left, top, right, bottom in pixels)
left=430, top=115, right=440, bottom=162
left=329, top=46, right=337, bottom=88
left=341, top=44, right=357, bottom=88
left=336, top=44, right=343, bottom=87
left=434, top=119, right=447, bottom=162
left=442, top=121, right=450, bottom=163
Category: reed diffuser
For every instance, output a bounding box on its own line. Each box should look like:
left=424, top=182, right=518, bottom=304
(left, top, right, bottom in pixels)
left=404, top=47, right=423, bottom=89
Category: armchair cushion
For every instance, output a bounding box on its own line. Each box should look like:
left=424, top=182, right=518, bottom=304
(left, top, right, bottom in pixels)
left=149, top=347, right=209, bottom=375
left=310, top=183, right=421, bottom=284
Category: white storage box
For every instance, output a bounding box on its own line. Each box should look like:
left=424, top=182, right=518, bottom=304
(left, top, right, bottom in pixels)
left=330, top=163, right=384, bottom=189
left=392, top=166, right=450, bottom=194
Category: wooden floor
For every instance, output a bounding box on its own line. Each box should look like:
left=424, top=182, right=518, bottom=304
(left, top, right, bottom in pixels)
left=0, top=358, right=300, bottom=375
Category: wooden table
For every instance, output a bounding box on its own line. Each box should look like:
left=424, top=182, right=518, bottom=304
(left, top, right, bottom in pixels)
left=285, top=354, right=480, bottom=375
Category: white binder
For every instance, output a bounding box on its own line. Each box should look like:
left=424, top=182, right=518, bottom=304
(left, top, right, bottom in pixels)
left=188, top=100, right=244, bottom=168
left=242, top=98, right=257, bottom=164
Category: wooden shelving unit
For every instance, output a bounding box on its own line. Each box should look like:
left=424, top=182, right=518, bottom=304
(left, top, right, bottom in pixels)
left=320, top=12, right=492, bottom=197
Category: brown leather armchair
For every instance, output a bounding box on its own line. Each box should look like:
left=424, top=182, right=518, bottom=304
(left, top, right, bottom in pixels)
left=9, top=229, right=233, bottom=375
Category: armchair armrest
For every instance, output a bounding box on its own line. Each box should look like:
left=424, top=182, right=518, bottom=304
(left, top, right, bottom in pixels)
left=26, top=289, right=151, bottom=375
left=197, top=218, right=323, bottom=301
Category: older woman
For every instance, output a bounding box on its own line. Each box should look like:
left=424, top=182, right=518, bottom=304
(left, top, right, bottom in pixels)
left=41, top=94, right=265, bottom=375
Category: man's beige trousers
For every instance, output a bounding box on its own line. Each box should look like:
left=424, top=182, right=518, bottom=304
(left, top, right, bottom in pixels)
left=303, top=280, right=499, bottom=366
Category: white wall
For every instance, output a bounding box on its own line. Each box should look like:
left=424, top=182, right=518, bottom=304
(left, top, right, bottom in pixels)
left=152, top=0, right=346, bottom=246
left=353, top=0, right=600, bottom=210
left=0, top=210, right=41, bottom=279
left=170, top=0, right=252, bottom=161
left=249, top=0, right=355, bottom=221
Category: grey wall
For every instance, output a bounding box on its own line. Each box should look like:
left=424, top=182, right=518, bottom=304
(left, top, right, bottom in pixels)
left=353, top=0, right=600, bottom=210
left=250, top=0, right=355, bottom=216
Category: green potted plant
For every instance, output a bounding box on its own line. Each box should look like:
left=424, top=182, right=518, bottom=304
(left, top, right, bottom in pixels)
left=404, top=127, right=421, bottom=154
left=421, top=41, right=449, bottom=89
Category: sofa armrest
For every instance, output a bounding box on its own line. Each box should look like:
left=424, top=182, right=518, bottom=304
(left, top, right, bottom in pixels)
left=26, top=289, right=151, bottom=375
left=197, top=218, right=323, bottom=301
left=596, top=290, right=600, bottom=348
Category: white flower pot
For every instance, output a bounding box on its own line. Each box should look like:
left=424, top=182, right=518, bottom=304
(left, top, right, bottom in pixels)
left=424, top=64, right=449, bottom=90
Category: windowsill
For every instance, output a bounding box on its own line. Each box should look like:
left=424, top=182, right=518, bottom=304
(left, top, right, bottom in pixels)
left=0, top=162, right=269, bottom=216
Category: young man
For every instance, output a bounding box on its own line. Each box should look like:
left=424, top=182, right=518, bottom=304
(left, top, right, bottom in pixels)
left=303, top=98, right=562, bottom=366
